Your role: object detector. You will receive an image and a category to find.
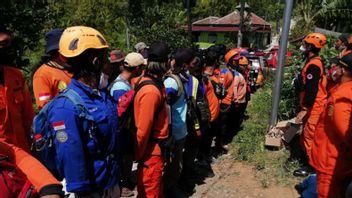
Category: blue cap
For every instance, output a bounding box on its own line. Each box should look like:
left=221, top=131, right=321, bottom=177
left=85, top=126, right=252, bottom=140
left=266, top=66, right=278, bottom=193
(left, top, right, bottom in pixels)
left=45, top=28, right=64, bottom=54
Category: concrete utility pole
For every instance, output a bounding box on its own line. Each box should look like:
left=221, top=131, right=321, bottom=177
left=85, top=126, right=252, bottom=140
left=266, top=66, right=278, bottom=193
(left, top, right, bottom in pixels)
left=187, top=0, right=192, bottom=42
left=237, top=0, right=245, bottom=48
left=269, top=0, right=294, bottom=128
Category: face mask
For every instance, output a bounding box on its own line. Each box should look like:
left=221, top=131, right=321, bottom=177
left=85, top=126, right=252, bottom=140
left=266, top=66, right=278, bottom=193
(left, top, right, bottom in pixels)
left=98, top=72, right=109, bottom=89
left=299, top=45, right=306, bottom=54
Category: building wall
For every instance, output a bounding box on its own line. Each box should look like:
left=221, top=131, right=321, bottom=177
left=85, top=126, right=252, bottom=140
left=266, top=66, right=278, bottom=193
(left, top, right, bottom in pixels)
left=198, top=32, right=225, bottom=44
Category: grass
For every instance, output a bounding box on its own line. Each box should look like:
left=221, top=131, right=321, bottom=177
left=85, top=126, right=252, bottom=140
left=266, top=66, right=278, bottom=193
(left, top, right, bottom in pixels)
left=231, top=77, right=300, bottom=188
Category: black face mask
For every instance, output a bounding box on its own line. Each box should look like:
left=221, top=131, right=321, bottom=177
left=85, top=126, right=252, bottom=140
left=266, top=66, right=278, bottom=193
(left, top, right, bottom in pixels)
left=0, top=47, right=16, bottom=65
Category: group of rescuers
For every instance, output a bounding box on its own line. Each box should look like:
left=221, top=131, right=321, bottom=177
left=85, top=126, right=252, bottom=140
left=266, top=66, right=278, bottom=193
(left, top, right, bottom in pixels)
left=0, top=23, right=352, bottom=198
left=0, top=25, right=255, bottom=198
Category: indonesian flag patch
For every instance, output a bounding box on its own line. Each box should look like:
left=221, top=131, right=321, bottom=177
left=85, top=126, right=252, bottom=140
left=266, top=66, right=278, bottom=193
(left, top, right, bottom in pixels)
left=52, top=121, right=66, bottom=131
left=38, top=92, right=51, bottom=101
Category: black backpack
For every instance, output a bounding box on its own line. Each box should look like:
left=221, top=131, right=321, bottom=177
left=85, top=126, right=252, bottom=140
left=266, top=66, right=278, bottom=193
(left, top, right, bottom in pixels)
left=209, top=77, right=227, bottom=100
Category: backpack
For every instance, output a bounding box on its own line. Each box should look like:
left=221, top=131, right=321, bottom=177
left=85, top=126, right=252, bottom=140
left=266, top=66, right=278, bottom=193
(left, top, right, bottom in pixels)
left=31, top=89, right=95, bottom=180
left=164, top=73, right=184, bottom=98
left=0, top=155, right=39, bottom=198
left=118, top=77, right=174, bottom=162
left=197, top=76, right=211, bottom=124
left=208, top=77, right=227, bottom=100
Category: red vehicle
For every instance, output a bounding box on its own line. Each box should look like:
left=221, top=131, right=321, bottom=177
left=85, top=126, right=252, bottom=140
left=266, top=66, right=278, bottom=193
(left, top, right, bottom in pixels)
left=264, top=46, right=292, bottom=68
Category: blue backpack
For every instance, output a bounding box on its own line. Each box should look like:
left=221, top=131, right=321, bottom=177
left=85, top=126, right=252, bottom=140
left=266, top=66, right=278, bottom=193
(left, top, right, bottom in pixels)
left=31, top=89, right=95, bottom=180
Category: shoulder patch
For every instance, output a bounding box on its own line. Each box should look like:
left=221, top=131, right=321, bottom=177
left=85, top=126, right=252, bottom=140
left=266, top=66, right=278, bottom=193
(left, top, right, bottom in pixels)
left=56, top=130, right=68, bottom=143
left=53, top=121, right=66, bottom=131
left=39, top=92, right=51, bottom=101
left=307, top=74, right=313, bottom=80
left=58, top=81, right=67, bottom=91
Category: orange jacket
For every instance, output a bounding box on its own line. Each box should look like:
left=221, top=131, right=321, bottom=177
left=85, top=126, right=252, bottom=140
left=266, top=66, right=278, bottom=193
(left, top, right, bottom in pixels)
left=300, top=57, right=328, bottom=153
left=0, top=141, right=61, bottom=192
left=299, top=56, right=325, bottom=108
left=310, top=81, right=352, bottom=177
left=233, top=72, right=247, bottom=104
left=134, top=77, right=169, bottom=161
left=33, top=63, right=72, bottom=109
left=215, top=68, right=234, bottom=105
left=204, top=79, right=220, bottom=122
left=0, top=66, right=35, bottom=152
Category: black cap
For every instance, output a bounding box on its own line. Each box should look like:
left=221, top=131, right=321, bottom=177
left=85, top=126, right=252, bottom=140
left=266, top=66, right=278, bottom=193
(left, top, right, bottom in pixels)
left=338, top=33, right=350, bottom=45
left=148, top=42, right=170, bottom=62
left=339, top=53, right=352, bottom=69
left=45, top=28, right=64, bottom=54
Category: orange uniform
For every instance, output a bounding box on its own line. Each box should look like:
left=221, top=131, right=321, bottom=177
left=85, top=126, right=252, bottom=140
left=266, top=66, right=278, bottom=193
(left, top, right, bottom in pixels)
left=299, top=57, right=328, bottom=154
left=0, top=141, right=62, bottom=194
left=134, top=77, right=169, bottom=160
left=134, top=77, right=169, bottom=198
left=204, top=79, right=220, bottom=122
left=218, top=68, right=234, bottom=105
left=33, top=63, right=72, bottom=109
left=310, top=81, right=352, bottom=198
left=0, top=66, right=35, bottom=152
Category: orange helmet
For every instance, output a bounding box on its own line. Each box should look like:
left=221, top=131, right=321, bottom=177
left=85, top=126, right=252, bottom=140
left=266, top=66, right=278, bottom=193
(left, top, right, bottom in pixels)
left=303, top=33, right=327, bottom=49
left=59, top=26, right=109, bottom=58
left=224, top=49, right=239, bottom=64
left=238, top=56, right=249, bottom=65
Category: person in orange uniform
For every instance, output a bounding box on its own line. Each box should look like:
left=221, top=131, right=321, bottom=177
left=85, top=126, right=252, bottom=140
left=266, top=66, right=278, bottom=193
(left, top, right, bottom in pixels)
left=293, top=33, right=328, bottom=177
left=310, top=53, right=352, bottom=198
left=0, top=141, right=64, bottom=197
left=134, top=42, right=170, bottom=198
left=232, top=56, right=248, bottom=134
left=213, top=49, right=239, bottom=152
left=33, top=28, right=72, bottom=109
left=198, top=50, right=220, bottom=167
left=0, top=28, right=35, bottom=152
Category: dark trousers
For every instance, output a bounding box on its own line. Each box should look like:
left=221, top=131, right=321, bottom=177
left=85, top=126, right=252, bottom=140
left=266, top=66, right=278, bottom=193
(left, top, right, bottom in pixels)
left=163, top=137, right=186, bottom=191
left=224, top=102, right=247, bottom=144
left=180, top=133, right=201, bottom=180
left=215, top=103, right=232, bottom=147
left=198, top=119, right=219, bottom=160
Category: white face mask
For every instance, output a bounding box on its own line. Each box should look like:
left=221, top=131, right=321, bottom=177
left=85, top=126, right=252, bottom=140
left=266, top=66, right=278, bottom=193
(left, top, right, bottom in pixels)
left=98, top=72, right=109, bottom=89
left=299, top=45, right=306, bottom=54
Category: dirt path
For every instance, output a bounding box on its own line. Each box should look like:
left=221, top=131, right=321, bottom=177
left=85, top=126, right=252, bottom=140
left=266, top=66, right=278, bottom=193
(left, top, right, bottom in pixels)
left=191, top=154, right=299, bottom=198
left=127, top=154, right=299, bottom=198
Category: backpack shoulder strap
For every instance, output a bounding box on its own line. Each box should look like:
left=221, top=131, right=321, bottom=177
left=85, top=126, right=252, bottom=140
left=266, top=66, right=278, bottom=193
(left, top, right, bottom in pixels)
left=188, top=76, right=199, bottom=103
left=165, top=73, right=184, bottom=98
left=59, top=89, right=94, bottom=121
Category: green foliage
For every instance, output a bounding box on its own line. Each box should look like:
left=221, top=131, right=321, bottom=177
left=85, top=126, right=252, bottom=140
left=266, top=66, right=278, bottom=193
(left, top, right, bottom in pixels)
left=0, top=0, right=50, bottom=72
left=48, top=0, right=128, bottom=51
left=232, top=77, right=299, bottom=187
left=129, top=3, right=192, bottom=51
left=278, top=64, right=300, bottom=120
left=233, top=82, right=272, bottom=161
left=292, top=0, right=352, bottom=38
left=192, top=0, right=233, bottom=19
